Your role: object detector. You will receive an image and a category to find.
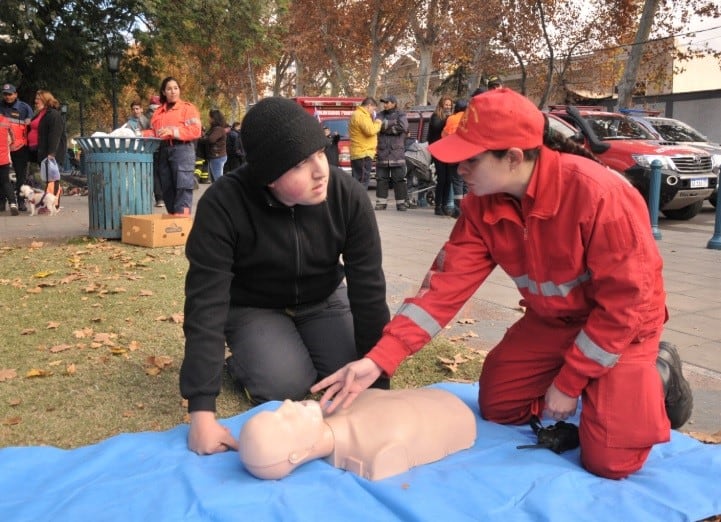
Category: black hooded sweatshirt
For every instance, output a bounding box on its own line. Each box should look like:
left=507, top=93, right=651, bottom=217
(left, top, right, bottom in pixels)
left=180, top=165, right=390, bottom=412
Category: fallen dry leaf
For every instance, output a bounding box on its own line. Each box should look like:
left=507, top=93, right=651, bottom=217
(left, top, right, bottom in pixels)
left=26, top=368, right=52, bottom=378
left=145, top=366, right=161, bottom=376
left=73, top=327, right=94, bottom=339
left=49, top=344, right=72, bottom=353
left=128, top=341, right=141, bottom=351
left=20, top=328, right=36, bottom=336
left=146, top=355, right=173, bottom=369
left=139, top=289, right=154, bottom=296
left=8, top=398, right=21, bottom=406
left=0, top=368, right=18, bottom=381
left=94, top=332, right=115, bottom=342
left=66, top=363, right=77, bottom=375
left=46, top=321, right=61, bottom=329
left=2, top=416, right=22, bottom=426
left=33, top=270, right=55, bottom=278
left=26, top=287, right=42, bottom=294
left=686, top=431, right=721, bottom=444
left=29, top=241, right=44, bottom=249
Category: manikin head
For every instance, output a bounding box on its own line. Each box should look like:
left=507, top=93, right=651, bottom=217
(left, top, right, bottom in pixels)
left=239, top=400, right=330, bottom=479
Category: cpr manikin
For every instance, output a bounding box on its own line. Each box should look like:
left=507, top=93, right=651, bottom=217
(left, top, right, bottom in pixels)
left=238, top=388, right=477, bottom=481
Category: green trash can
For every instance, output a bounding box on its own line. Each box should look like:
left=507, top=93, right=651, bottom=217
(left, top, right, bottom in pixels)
left=76, top=137, right=161, bottom=239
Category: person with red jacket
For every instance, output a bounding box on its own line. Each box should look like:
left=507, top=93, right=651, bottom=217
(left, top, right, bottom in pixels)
left=145, top=77, right=201, bottom=214
left=0, top=83, right=33, bottom=211
left=313, top=88, right=693, bottom=480
left=0, top=114, right=18, bottom=215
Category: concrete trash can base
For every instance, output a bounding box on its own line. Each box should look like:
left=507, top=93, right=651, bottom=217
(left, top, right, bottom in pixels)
left=77, top=137, right=162, bottom=239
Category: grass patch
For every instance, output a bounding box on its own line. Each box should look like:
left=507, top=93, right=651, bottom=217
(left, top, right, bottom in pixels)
left=0, top=238, right=481, bottom=449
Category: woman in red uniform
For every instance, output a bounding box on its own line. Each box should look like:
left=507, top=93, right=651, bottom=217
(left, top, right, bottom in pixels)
left=146, top=77, right=201, bottom=214
left=313, top=88, right=693, bottom=480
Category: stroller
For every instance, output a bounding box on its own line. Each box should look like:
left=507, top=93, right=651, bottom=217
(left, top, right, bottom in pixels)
left=405, top=139, right=436, bottom=207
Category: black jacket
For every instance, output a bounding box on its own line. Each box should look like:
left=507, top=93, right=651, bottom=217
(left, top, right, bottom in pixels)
left=180, top=166, right=390, bottom=411
left=376, top=108, right=408, bottom=167
left=426, top=113, right=447, bottom=144
left=36, top=107, right=67, bottom=166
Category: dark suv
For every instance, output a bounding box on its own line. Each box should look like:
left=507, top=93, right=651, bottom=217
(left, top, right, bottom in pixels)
left=548, top=105, right=717, bottom=220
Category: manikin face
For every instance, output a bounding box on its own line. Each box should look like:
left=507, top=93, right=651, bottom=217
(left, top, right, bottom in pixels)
left=239, top=400, right=326, bottom=479
left=163, top=80, right=180, bottom=103
left=268, top=149, right=329, bottom=206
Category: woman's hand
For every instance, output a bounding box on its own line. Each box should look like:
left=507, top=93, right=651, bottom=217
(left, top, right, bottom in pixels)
left=156, top=127, right=173, bottom=138
left=310, top=358, right=383, bottom=414
left=543, top=383, right=579, bottom=422
left=187, top=411, right=238, bottom=455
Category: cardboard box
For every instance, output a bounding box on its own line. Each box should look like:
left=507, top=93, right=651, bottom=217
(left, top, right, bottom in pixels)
left=122, top=214, right=193, bottom=247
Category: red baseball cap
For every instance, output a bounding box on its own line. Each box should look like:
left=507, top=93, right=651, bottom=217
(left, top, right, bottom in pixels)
left=428, top=88, right=545, bottom=163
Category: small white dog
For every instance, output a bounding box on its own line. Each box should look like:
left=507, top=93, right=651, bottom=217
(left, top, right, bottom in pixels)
left=19, top=185, right=59, bottom=216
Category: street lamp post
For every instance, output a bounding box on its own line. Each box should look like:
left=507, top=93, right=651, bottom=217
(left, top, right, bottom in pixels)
left=106, top=52, right=121, bottom=130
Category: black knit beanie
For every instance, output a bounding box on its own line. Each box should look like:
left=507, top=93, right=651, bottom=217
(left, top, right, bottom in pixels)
left=241, top=97, right=328, bottom=185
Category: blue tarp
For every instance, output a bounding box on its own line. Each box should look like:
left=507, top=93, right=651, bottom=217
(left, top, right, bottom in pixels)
left=1, top=382, right=720, bottom=521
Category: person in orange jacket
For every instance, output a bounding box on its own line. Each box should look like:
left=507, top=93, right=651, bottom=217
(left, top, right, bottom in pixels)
left=312, top=88, right=693, bottom=480
left=440, top=99, right=469, bottom=217
left=0, top=113, right=19, bottom=215
left=145, top=77, right=201, bottom=214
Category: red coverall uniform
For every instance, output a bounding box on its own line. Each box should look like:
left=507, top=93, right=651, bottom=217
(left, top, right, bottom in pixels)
left=366, top=146, right=670, bottom=479
left=146, top=101, right=201, bottom=213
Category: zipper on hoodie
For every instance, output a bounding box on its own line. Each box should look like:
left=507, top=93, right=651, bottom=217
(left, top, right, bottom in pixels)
left=290, top=208, right=301, bottom=304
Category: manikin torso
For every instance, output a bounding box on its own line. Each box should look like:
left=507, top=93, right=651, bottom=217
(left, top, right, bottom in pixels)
left=324, top=388, right=477, bottom=480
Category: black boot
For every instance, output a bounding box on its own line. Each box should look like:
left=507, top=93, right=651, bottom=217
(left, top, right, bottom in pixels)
left=17, top=197, right=27, bottom=212
left=656, top=341, right=693, bottom=429
left=434, top=206, right=444, bottom=216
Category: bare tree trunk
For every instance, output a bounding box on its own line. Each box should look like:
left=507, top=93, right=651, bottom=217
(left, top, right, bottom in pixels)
left=468, top=46, right=485, bottom=94
left=368, top=52, right=382, bottom=98
left=295, top=56, right=304, bottom=97
left=247, top=56, right=257, bottom=104
left=536, top=0, right=554, bottom=108
left=617, top=0, right=660, bottom=108
left=415, top=43, right=433, bottom=105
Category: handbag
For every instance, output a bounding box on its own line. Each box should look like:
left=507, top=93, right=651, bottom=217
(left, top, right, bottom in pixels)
left=40, top=156, right=61, bottom=182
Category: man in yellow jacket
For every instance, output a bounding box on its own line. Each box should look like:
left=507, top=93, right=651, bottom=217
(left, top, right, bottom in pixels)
left=349, top=97, right=381, bottom=188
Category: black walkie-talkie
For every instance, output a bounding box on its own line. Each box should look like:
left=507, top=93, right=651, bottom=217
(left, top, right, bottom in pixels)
left=517, top=415, right=580, bottom=454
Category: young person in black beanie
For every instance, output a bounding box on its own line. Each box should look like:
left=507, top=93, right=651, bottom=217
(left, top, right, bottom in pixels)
left=180, top=97, right=391, bottom=456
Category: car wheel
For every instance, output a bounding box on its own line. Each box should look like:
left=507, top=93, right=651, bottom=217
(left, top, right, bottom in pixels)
left=661, top=200, right=703, bottom=220
left=710, top=193, right=717, bottom=208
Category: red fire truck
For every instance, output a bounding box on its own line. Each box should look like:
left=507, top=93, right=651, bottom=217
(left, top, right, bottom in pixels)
left=291, top=96, right=364, bottom=174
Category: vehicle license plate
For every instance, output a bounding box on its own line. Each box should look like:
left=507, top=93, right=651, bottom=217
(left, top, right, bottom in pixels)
left=690, top=178, right=708, bottom=188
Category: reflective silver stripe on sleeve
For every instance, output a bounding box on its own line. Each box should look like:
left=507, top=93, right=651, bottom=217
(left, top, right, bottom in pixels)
left=512, top=270, right=590, bottom=298
left=396, top=303, right=442, bottom=337
left=575, top=329, right=619, bottom=368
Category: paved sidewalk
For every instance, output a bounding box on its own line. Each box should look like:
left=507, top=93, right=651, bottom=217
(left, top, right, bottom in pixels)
left=1, top=186, right=720, bottom=433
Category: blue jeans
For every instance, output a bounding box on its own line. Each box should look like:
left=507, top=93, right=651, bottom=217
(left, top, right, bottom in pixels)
left=208, top=155, right=227, bottom=182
